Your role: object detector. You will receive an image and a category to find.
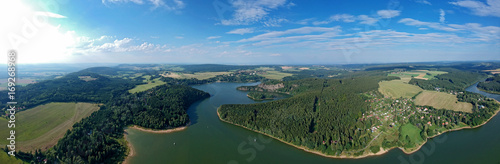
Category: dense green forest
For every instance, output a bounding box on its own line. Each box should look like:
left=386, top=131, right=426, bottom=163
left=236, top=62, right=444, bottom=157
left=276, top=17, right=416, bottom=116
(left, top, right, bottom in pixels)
left=0, top=72, right=139, bottom=110
left=409, top=68, right=487, bottom=92
left=219, top=76, right=398, bottom=156
left=2, top=71, right=210, bottom=163
left=161, top=71, right=264, bottom=85
left=51, top=85, right=209, bottom=163
left=179, top=64, right=266, bottom=73
left=478, top=74, right=500, bottom=94
left=219, top=68, right=499, bottom=156
left=281, top=69, right=345, bottom=81
left=246, top=92, right=282, bottom=101
left=2, top=63, right=499, bottom=162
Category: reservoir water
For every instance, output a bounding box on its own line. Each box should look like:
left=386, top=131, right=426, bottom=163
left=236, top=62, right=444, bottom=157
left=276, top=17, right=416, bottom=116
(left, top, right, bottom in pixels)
left=126, top=82, right=500, bottom=164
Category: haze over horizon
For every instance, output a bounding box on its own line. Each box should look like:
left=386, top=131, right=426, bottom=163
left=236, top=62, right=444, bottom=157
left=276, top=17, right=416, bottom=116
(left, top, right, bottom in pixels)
left=1, top=0, right=499, bottom=64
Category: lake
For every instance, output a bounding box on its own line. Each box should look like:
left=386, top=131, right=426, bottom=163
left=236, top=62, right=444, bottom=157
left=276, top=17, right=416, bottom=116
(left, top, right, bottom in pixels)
left=125, top=82, right=500, bottom=164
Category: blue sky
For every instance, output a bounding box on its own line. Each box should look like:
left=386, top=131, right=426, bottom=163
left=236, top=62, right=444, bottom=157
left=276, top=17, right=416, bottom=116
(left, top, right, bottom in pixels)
left=1, top=0, right=499, bottom=64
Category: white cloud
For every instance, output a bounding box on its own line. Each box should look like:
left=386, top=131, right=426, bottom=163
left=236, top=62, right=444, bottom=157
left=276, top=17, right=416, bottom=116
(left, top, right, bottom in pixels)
left=77, top=37, right=168, bottom=53
left=448, top=23, right=500, bottom=41
left=35, top=12, right=67, bottom=18
left=270, top=53, right=281, bottom=56
left=377, top=10, right=401, bottom=18
left=207, top=36, right=221, bottom=39
left=357, top=15, right=378, bottom=25
left=414, top=0, right=432, bottom=5
left=297, top=18, right=315, bottom=25
left=227, top=28, right=255, bottom=35
left=220, top=0, right=288, bottom=25
left=398, top=18, right=459, bottom=31
left=102, top=0, right=144, bottom=4
left=330, top=14, right=356, bottom=22
left=439, top=9, right=445, bottom=23
left=312, top=13, right=381, bottom=25
left=450, top=0, right=500, bottom=17
left=102, top=0, right=185, bottom=10
left=175, top=36, right=184, bottom=39
left=263, top=18, right=288, bottom=27
left=399, top=18, right=500, bottom=41
left=313, top=14, right=355, bottom=25
left=237, top=26, right=342, bottom=45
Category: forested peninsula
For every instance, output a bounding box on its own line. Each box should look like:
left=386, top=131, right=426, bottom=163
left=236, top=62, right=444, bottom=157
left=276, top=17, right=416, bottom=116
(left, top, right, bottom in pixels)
left=218, top=70, right=500, bottom=158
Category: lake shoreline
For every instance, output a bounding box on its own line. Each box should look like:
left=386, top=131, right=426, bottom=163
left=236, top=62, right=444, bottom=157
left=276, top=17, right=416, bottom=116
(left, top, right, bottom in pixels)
left=217, top=98, right=500, bottom=159
left=477, top=88, right=500, bottom=95
left=122, top=125, right=188, bottom=164
left=127, top=125, right=188, bottom=134
left=217, top=107, right=391, bottom=159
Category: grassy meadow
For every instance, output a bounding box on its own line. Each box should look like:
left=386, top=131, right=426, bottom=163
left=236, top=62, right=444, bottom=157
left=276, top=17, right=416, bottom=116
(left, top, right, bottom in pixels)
left=388, top=70, right=447, bottom=83
left=378, top=80, right=423, bottom=99
left=415, top=91, right=473, bottom=113
left=128, top=76, right=167, bottom=93
left=260, top=71, right=293, bottom=80
left=0, top=151, right=26, bottom=164
left=161, top=72, right=230, bottom=80
left=0, top=103, right=100, bottom=151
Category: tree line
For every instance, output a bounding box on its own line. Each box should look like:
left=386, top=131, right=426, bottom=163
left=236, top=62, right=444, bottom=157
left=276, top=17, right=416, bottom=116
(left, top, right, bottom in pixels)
left=1, top=70, right=210, bottom=163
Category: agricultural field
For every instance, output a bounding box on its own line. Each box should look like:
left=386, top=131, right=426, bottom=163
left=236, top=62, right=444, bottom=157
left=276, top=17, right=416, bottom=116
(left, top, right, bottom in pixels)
left=161, top=71, right=230, bottom=80
left=259, top=71, right=293, bottom=80
left=128, top=77, right=166, bottom=93
left=254, top=67, right=275, bottom=71
left=415, top=91, right=473, bottom=113
left=388, top=70, right=447, bottom=83
left=0, top=103, right=100, bottom=151
left=483, top=68, right=500, bottom=74
left=0, top=78, right=38, bottom=91
left=0, top=151, right=26, bottom=164
left=378, top=80, right=423, bottom=99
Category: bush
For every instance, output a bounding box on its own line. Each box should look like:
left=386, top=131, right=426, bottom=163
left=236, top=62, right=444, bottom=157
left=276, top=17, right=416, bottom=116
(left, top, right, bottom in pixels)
left=370, top=145, right=380, bottom=153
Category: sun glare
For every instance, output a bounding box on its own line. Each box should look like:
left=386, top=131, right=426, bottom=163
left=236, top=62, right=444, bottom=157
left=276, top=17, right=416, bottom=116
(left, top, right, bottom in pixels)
left=0, top=0, right=76, bottom=64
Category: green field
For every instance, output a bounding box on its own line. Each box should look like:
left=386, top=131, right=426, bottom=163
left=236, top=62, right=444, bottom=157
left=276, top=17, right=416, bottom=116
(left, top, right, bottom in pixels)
left=0, top=103, right=100, bottom=151
left=415, top=91, right=473, bottom=113
left=0, top=151, right=26, bottom=164
left=161, top=71, right=231, bottom=80
left=254, top=67, right=275, bottom=71
left=400, top=123, right=424, bottom=147
left=378, top=80, right=423, bottom=98
left=260, top=71, right=293, bottom=80
left=0, top=78, right=38, bottom=91
left=129, top=78, right=166, bottom=93
left=388, top=70, right=447, bottom=83
left=387, top=73, right=419, bottom=83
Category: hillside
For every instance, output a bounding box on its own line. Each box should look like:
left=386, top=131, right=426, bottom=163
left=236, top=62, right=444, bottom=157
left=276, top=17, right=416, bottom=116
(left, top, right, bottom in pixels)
left=0, top=103, right=99, bottom=151
left=0, top=71, right=139, bottom=110
left=218, top=71, right=499, bottom=158
left=478, top=74, right=500, bottom=94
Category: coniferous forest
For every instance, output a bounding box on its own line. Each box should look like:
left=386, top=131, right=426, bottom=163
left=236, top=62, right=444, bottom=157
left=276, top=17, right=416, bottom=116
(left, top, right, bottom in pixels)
left=219, top=76, right=398, bottom=155
left=219, top=69, right=499, bottom=157
left=0, top=70, right=210, bottom=163
left=478, top=74, right=500, bottom=94
left=1, top=63, right=500, bottom=163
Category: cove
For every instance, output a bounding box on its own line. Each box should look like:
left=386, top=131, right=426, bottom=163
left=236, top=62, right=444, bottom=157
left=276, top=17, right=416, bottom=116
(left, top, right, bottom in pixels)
left=125, top=82, right=500, bottom=164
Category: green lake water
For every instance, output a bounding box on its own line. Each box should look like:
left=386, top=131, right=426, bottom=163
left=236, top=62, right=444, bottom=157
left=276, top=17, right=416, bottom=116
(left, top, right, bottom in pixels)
left=126, top=82, right=500, bottom=164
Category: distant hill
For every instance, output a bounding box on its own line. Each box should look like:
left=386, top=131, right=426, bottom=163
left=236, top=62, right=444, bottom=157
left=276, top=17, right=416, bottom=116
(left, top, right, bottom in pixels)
left=0, top=70, right=139, bottom=109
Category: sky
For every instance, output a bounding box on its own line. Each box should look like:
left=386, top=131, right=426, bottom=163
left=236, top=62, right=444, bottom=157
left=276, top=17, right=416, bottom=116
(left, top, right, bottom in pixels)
left=1, top=0, right=499, bottom=64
